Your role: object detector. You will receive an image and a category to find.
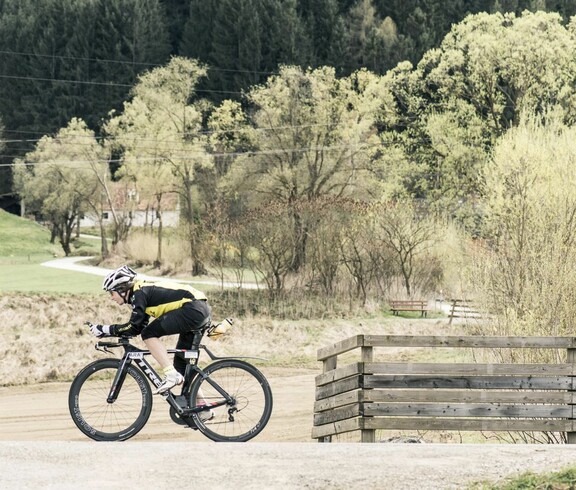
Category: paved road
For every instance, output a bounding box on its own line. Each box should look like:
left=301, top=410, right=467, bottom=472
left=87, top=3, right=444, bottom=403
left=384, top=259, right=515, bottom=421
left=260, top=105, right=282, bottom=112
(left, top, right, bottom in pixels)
left=41, top=256, right=260, bottom=289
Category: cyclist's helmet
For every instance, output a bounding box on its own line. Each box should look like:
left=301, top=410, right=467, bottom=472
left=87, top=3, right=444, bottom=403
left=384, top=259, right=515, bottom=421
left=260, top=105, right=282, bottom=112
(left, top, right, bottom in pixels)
left=103, top=265, right=137, bottom=293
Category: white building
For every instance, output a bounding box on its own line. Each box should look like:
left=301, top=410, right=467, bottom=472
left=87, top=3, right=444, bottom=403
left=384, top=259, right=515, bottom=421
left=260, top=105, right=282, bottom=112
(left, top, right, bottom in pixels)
left=79, top=185, right=180, bottom=229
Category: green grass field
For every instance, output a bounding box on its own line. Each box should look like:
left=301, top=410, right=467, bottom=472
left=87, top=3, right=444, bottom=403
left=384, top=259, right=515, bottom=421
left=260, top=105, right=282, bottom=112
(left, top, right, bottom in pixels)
left=0, top=210, right=232, bottom=294
left=0, top=210, right=103, bottom=294
left=0, top=209, right=60, bottom=257
left=0, top=259, right=104, bottom=293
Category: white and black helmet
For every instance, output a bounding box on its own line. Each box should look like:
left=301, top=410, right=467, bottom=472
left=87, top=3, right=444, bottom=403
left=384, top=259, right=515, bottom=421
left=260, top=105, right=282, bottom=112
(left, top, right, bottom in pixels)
left=103, top=265, right=137, bottom=292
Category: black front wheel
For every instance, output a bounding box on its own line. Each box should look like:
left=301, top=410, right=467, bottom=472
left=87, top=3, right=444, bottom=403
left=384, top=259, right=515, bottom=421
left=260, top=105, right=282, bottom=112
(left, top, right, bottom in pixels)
left=68, top=358, right=153, bottom=441
left=189, top=359, right=273, bottom=442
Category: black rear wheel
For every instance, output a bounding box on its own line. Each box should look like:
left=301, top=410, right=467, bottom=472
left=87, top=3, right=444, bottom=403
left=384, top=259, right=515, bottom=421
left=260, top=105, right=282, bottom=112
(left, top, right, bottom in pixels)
left=68, top=358, right=153, bottom=441
left=189, top=359, right=273, bottom=442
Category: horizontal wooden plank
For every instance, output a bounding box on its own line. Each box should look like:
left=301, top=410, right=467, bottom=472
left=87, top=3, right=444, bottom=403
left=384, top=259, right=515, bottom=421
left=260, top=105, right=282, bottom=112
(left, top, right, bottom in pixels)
left=313, top=389, right=575, bottom=412
left=314, top=403, right=361, bottom=425
left=356, top=389, right=576, bottom=405
left=317, top=335, right=576, bottom=361
left=364, top=362, right=575, bottom=376
left=315, top=363, right=363, bottom=387
left=362, top=335, right=576, bottom=349
left=364, top=403, right=572, bottom=418
left=315, top=376, right=362, bottom=401
left=311, top=417, right=361, bottom=439
left=312, top=417, right=575, bottom=438
left=391, top=300, right=427, bottom=305
left=365, top=375, right=573, bottom=390
left=317, top=335, right=364, bottom=361
left=392, top=308, right=428, bottom=311
left=314, top=391, right=362, bottom=412
left=362, top=417, right=574, bottom=433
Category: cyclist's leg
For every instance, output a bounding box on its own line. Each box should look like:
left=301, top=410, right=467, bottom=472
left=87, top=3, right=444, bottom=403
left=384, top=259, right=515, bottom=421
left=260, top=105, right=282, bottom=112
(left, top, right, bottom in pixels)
left=171, top=300, right=211, bottom=374
left=170, top=302, right=213, bottom=414
left=142, top=300, right=210, bottom=370
left=142, top=312, right=193, bottom=392
left=174, top=330, right=194, bottom=376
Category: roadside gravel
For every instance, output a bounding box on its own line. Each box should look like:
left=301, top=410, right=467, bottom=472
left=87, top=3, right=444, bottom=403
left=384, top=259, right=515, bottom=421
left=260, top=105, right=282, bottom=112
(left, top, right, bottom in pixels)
left=3, top=441, right=576, bottom=489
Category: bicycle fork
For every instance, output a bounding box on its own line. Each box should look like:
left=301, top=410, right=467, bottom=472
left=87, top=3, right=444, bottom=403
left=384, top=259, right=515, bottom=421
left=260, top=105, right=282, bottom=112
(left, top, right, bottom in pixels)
left=106, top=354, right=163, bottom=403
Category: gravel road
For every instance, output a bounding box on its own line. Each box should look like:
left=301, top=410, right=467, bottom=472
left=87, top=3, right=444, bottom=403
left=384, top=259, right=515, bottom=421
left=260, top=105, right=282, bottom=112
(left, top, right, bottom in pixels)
left=3, top=441, right=576, bottom=489
left=3, top=380, right=576, bottom=489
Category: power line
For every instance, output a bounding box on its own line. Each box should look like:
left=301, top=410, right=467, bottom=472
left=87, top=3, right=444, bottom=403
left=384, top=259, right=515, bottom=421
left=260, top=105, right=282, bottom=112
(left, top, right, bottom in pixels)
left=0, top=49, right=160, bottom=68
left=2, top=142, right=379, bottom=168
left=0, top=49, right=280, bottom=76
left=0, top=73, right=244, bottom=96
left=0, top=121, right=365, bottom=146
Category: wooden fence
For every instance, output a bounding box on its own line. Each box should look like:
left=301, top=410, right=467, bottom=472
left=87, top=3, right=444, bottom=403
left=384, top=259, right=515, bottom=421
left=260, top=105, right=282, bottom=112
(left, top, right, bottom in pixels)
left=313, top=335, right=576, bottom=443
left=447, top=299, right=483, bottom=324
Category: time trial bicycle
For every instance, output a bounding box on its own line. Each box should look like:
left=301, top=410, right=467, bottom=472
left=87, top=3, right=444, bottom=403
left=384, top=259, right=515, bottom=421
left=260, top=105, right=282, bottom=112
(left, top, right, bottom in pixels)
left=68, top=319, right=273, bottom=442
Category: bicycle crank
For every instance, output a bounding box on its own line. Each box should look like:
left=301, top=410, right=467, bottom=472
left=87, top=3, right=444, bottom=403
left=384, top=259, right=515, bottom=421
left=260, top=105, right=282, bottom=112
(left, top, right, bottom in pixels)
left=169, top=406, right=197, bottom=429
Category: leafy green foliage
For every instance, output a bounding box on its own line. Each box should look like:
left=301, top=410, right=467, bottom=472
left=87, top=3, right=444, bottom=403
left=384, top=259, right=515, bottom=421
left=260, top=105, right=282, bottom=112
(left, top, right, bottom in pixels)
left=105, top=57, right=213, bottom=271
left=471, top=113, right=576, bottom=340
left=380, top=10, right=576, bottom=223
left=13, top=118, right=109, bottom=256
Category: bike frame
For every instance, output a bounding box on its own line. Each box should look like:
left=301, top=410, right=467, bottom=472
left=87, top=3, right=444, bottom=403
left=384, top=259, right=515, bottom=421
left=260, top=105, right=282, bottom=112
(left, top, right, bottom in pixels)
left=96, top=338, right=256, bottom=418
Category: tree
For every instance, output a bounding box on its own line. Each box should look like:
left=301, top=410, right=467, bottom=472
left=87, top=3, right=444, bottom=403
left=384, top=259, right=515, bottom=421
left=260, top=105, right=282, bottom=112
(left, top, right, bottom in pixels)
left=379, top=10, right=576, bottom=219
left=475, top=112, right=576, bottom=337
left=227, top=65, right=390, bottom=271
left=162, top=0, right=190, bottom=53
left=0, top=0, right=171, bottom=210
left=344, top=0, right=407, bottom=75
left=105, top=57, right=213, bottom=273
left=181, top=0, right=307, bottom=102
left=13, top=118, right=110, bottom=256
left=371, top=201, right=438, bottom=297
left=88, top=0, right=171, bottom=127
left=299, top=0, right=347, bottom=68
left=420, top=11, right=576, bottom=132
left=241, top=203, right=296, bottom=294
left=0, top=0, right=170, bottom=134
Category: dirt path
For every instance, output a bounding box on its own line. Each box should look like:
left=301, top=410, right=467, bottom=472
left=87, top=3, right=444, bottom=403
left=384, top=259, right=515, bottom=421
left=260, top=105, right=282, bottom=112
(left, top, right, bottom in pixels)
left=3, top=369, right=576, bottom=489
left=0, top=367, right=316, bottom=442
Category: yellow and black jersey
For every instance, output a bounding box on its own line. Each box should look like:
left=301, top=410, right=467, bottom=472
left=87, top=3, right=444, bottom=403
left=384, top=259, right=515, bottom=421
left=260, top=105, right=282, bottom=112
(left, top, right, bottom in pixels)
left=111, top=280, right=207, bottom=336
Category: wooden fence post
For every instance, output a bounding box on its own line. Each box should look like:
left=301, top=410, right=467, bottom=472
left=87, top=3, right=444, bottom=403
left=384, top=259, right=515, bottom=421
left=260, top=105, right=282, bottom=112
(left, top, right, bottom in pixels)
left=318, top=354, right=338, bottom=443
left=568, top=348, right=576, bottom=444
left=360, top=345, right=375, bottom=443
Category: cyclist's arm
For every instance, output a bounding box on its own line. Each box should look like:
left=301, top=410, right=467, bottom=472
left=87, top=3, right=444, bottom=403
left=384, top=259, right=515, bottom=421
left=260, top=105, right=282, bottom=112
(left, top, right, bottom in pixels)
left=109, top=321, right=146, bottom=337
left=110, top=290, right=150, bottom=336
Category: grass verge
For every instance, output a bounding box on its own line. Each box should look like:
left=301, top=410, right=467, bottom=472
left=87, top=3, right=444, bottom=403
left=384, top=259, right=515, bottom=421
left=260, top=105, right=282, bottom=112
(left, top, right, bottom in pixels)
left=472, top=467, right=576, bottom=489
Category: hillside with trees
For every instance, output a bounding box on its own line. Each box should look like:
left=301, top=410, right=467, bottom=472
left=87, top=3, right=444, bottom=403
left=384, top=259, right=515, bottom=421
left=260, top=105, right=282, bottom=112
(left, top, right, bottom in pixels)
left=3, top=0, right=576, bottom=201
left=3, top=4, right=576, bottom=340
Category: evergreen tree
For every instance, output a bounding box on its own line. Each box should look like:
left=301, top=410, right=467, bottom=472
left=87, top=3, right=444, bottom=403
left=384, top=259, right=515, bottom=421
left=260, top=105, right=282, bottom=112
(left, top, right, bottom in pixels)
left=180, top=0, right=217, bottom=63
left=182, top=0, right=308, bottom=102
left=89, top=0, right=171, bottom=126
left=0, top=0, right=171, bottom=203
left=259, top=0, right=309, bottom=71
left=209, top=0, right=261, bottom=98
left=161, top=0, right=190, bottom=53
left=298, top=0, right=346, bottom=68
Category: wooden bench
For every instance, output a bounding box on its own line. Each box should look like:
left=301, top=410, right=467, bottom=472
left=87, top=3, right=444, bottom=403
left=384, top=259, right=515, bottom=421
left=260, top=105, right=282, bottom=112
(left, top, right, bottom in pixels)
left=390, top=299, right=428, bottom=317
left=313, top=334, right=576, bottom=443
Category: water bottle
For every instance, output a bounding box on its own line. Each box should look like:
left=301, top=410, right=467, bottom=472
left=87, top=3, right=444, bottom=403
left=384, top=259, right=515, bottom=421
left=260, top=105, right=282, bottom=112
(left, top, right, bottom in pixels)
left=208, top=318, right=233, bottom=340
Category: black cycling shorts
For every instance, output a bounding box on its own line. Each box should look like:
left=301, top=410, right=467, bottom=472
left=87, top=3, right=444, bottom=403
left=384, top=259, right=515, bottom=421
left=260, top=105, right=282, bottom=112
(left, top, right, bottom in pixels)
left=140, top=300, right=211, bottom=340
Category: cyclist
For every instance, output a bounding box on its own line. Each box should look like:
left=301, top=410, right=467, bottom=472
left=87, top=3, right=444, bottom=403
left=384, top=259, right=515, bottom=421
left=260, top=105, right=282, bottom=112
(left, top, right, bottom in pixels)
left=88, top=265, right=212, bottom=398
